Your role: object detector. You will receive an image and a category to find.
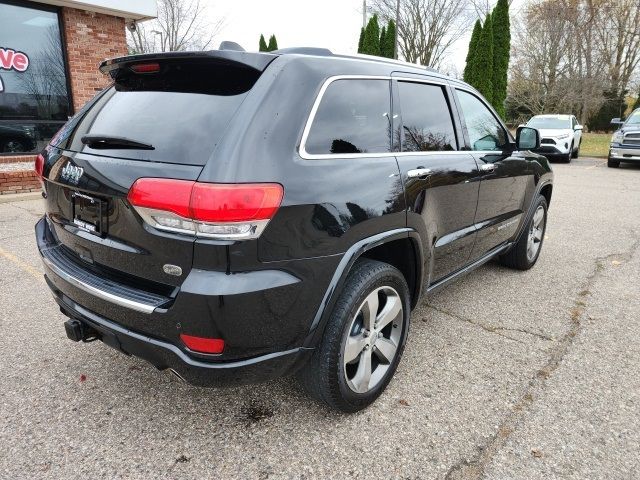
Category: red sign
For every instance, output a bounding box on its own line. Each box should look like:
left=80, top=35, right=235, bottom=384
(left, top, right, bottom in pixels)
left=0, top=47, right=30, bottom=72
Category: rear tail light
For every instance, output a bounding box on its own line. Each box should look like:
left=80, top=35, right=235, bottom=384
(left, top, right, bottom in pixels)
left=34, top=153, right=46, bottom=193
left=180, top=334, right=225, bottom=354
left=127, top=178, right=283, bottom=240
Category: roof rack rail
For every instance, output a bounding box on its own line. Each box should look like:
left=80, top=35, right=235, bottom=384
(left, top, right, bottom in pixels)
left=272, top=47, right=333, bottom=56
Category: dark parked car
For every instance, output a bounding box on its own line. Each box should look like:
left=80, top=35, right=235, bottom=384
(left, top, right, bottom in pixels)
left=0, top=124, right=36, bottom=153
left=609, top=109, right=640, bottom=168
left=35, top=47, right=553, bottom=412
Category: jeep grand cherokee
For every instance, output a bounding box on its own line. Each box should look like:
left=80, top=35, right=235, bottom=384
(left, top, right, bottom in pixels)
left=35, top=47, right=553, bottom=412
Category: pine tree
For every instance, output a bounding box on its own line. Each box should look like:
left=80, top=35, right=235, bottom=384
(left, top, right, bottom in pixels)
left=362, top=14, right=381, bottom=56
left=267, top=35, right=278, bottom=52
left=380, top=26, right=386, bottom=56
left=491, top=0, right=511, bottom=118
left=381, top=20, right=396, bottom=58
left=259, top=34, right=268, bottom=52
left=358, top=27, right=365, bottom=53
left=472, top=15, right=494, bottom=102
left=463, top=20, right=482, bottom=85
left=633, top=89, right=640, bottom=111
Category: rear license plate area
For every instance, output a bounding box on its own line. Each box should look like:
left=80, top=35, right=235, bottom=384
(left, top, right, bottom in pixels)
left=72, top=192, right=107, bottom=235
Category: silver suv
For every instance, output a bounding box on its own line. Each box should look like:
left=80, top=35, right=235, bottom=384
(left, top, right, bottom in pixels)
left=609, top=109, right=640, bottom=168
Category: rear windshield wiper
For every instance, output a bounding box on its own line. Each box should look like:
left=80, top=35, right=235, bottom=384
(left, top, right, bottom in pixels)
left=81, top=134, right=155, bottom=150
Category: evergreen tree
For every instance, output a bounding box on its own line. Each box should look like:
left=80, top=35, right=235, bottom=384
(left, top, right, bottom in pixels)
left=380, top=26, right=386, bottom=57
left=472, top=15, right=494, bottom=102
left=259, top=34, right=268, bottom=52
left=491, top=0, right=511, bottom=118
left=358, top=27, right=365, bottom=53
left=590, top=89, right=627, bottom=131
left=633, top=89, right=640, bottom=111
left=381, top=20, right=396, bottom=58
left=267, top=35, right=278, bottom=51
left=362, top=14, right=381, bottom=56
left=463, top=20, right=482, bottom=85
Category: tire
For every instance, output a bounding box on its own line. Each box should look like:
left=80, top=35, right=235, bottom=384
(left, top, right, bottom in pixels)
left=572, top=140, right=580, bottom=159
left=607, top=158, right=620, bottom=168
left=499, top=195, right=548, bottom=270
left=297, top=258, right=410, bottom=412
left=563, top=143, right=573, bottom=163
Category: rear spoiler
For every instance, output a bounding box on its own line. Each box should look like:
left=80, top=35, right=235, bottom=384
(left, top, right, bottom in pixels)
left=99, top=50, right=278, bottom=76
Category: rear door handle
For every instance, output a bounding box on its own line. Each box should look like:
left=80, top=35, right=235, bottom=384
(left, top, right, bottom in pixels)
left=479, top=163, right=496, bottom=172
left=407, top=168, right=432, bottom=179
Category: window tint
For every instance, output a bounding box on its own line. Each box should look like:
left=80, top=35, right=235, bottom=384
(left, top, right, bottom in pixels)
left=57, top=60, right=260, bottom=165
left=398, top=82, right=456, bottom=151
left=456, top=90, right=507, bottom=151
left=305, top=79, right=391, bottom=155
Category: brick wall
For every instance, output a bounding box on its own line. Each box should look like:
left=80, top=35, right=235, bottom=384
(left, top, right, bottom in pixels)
left=0, top=155, right=36, bottom=165
left=0, top=171, right=40, bottom=195
left=61, top=8, right=128, bottom=111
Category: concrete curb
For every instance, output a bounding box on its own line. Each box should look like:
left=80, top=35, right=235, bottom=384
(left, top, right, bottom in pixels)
left=0, top=192, right=43, bottom=204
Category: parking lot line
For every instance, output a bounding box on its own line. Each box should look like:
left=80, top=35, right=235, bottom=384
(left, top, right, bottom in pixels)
left=0, top=245, right=43, bottom=282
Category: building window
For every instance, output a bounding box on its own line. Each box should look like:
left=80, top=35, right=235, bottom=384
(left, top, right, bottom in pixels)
left=0, top=1, right=71, bottom=155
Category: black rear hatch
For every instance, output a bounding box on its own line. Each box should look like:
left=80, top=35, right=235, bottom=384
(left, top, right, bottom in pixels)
left=43, top=52, right=274, bottom=287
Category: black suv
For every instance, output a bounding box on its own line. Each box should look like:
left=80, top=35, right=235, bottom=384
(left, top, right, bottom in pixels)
left=35, top=48, right=553, bottom=412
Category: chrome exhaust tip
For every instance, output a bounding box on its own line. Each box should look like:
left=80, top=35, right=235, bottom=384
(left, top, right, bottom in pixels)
left=166, top=368, right=186, bottom=382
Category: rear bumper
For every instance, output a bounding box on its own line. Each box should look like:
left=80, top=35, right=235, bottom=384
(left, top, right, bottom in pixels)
left=35, top=215, right=329, bottom=386
left=609, top=145, right=640, bottom=162
left=50, top=282, right=310, bottom=387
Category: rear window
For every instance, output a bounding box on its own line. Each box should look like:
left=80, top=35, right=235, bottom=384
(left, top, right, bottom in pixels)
left=55, top=59, right=261, bottom=165
left=304, top=79, right=391, bottom=155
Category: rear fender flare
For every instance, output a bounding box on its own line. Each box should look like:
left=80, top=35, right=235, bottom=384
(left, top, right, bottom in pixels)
left=301, top=228, right=424, bottom=350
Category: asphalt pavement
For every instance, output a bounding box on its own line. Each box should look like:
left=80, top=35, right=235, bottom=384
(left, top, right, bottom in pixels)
left=0, top=156, right=638, bottom=479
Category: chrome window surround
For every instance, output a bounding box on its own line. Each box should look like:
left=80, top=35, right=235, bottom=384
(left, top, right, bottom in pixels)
left=301, top=75, right=455, bottom=160
left=299, top=75, right=506, bottom=160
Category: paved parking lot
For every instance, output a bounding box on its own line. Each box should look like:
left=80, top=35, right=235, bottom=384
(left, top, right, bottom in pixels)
left=1, top=157, right=639, bottom=479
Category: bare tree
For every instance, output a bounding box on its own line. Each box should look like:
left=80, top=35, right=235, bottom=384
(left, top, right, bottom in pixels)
left=18, top=26, right=69, bottom=120
left=594, top=0, right=640, bottom=97
left=507, top=0, right=640, bottom=125
left=127, top=0, right=224, bottom=53
left=372, top=0, right=474, bottom=68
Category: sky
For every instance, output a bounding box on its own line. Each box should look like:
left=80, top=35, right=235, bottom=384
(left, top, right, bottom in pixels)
left=210, top=0, right=526, bottom=76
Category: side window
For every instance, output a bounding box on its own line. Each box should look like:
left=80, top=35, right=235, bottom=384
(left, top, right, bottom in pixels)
left=397, top=81, right=457, bottom=151
left=571, top=116, right=577, bottom=128
left=304, top=79, right=391, bottom=155
left=456, top=90, right=508, bottom=151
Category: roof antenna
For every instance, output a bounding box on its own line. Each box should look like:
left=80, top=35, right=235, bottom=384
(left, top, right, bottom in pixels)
left=219, top=41, right=245, bottom=52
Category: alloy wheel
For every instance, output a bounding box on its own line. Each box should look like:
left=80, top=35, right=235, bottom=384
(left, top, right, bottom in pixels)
left=527, top=205, right=545, bottom=261
left=343, top=286, right=404, bottom=394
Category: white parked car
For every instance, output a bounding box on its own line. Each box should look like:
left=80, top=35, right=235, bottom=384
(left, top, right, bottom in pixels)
left=525, top=114, right=583, bottom=162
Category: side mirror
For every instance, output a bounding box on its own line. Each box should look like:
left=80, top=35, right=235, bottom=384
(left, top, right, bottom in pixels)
left=574, top=124, right=583, bottom=131
left=611, top=118, right=623, bottom=125
left=516, top=126, right=540, bottom=150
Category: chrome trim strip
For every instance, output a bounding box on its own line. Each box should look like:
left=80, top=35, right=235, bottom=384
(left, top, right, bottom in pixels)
left=42, top=255, right=157, bottom=314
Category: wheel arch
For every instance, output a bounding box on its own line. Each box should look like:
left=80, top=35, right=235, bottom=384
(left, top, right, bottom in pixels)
left=540, top=183, right=553, bottom=208
left=301, top=228, right=424, bottom=350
